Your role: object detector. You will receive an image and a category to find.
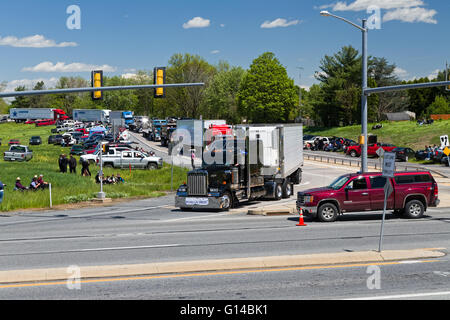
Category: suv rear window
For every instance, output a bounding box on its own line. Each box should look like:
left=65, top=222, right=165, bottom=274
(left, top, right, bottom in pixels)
left=395, top=174, right=432, bottom=184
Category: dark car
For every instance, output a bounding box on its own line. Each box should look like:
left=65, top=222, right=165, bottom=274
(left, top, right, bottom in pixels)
left=442, top=156, right=449, bottom=167
left=70, top=145, right=85, bottom=156
left=29, top=136, right=42, bottom=145
left=392, top=147, right=415, bottom=162
left=48, top=135, right=64, bottom=145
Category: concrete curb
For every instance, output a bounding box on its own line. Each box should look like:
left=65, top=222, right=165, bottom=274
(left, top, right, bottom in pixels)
left=0, top=248, right=445, bottom=284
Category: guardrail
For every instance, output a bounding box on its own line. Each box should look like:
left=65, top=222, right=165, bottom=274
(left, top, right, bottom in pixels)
left=304, top=151, right=448, bottom=179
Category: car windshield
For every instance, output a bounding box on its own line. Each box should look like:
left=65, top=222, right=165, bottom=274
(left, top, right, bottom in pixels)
left=328, top=175, right=350, bottom=190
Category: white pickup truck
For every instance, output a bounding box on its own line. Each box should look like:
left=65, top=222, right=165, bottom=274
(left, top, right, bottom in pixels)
left=4, top=145, right=33, bottom=162
left=83, top=147, right=163, bottom=170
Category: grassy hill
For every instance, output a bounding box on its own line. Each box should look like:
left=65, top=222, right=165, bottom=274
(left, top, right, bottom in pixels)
left=0, top=122, right=188, bottom=212
left=304, top=120, right=449, bottom=150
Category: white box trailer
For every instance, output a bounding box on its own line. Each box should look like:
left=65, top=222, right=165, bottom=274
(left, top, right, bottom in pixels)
left=73, top=109, right=108, bottom=122
left=173, top=119, right=227, bottom=152
left=10, top=108, right=55, bottom=121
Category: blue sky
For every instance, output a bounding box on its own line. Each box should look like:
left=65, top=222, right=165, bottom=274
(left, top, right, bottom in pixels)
left=0, top=0, right=448, bottom=92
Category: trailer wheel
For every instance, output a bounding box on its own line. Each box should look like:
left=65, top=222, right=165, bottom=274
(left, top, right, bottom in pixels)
left=282, top=182, right=292, bottom=199
left=275, top=184, right=283, bottom=200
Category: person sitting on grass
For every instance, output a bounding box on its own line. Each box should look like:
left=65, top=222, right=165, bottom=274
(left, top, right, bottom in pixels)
left=37, top=175, right=49, bottom=189
left=15, top=177, right=28, bottom=191
left=29, top=176, right=41, bottom=191
left=116, top=174, right=125, bottom=184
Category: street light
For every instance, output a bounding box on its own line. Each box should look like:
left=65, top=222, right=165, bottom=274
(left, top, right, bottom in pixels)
left=320, top=10, right=369, bottom=173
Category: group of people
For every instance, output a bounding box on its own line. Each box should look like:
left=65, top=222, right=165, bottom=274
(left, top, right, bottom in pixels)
left=95, top=173, right=125, bottom=185
left=58, top=154, right=91, bottom=176
left=424, top=145, right=440, bottom=160
left=58, top=154, right=78, bottom=174
left=14, top=175, right=49, bottom=191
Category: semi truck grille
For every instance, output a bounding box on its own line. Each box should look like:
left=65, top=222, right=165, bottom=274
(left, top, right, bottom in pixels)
left=188, top=172, right=208, bottom=196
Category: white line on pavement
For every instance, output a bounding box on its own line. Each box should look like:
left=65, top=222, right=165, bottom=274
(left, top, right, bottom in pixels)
left=347, top=291, right=450, bottom=300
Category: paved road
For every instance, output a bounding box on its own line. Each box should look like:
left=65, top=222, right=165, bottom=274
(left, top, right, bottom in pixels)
left=2, top=257, right=449, bottom=300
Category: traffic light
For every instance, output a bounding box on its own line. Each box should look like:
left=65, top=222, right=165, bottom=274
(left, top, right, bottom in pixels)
left=91, top=70, right=103, bottom=100
left=102, top=144, right=109, bottom=153
left=154, top=67, right=166, bottom=98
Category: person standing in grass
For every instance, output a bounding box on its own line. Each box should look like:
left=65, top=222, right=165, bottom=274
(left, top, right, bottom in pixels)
left=0, top=179, right=5, bottom=205
left=69, top=156, right=77, bottom=174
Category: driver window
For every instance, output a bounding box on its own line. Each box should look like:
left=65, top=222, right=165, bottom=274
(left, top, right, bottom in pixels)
left=347, top=177, right=368, bottom=190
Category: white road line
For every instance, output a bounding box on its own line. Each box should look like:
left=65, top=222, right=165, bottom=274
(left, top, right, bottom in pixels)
left=348, top=291, right=450, bottom=300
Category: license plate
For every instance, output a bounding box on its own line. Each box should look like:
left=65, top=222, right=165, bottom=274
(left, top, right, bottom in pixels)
left=185, top=198, right=209, bottom=206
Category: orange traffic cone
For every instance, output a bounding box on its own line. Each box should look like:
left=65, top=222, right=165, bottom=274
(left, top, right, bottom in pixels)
left=297, top=209, right=307, bottom=227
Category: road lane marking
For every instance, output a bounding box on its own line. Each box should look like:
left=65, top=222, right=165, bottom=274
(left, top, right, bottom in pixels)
left=348, top=291, right=450, bottom=300
left=0, top=260, right=438, bottom=289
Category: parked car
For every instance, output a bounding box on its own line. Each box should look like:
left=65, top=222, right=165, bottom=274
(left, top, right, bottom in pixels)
left=441, top=156, right=449, bottom=167
left=346, top=143, right=396, bottom=158
left=392, top=147, right=415, bottom=162
left=35, top=119, right=56, bottom=127
left=297, top=171, right=439, bottom=222
left=29, top=136, right=42, bottom=145
left=70, top=145, right=85, bottom=156
left=8, top=139, right=20, bottom=146
left=4, top=145, right=33, bottom=162
left=48, top=135, right=64, bottom=145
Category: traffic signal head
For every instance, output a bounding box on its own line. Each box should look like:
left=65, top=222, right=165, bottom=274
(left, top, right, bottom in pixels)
left=154, top=67, right=166, bottom=99
left=102, top=144, right=109, bottom=153
left=91, top=70, right=103, bottom=100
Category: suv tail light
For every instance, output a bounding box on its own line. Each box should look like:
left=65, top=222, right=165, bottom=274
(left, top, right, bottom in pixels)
left=434, top=183, right=439, bottom=197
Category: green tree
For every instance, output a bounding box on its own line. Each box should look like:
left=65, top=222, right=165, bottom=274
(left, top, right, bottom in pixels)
left=426, top=95, right=450, bottom=116
left=10, top=86, right=31, bottom=109
left=237, top=52, right=298, bottom=123
left=203, top=63, right=245, bottom=123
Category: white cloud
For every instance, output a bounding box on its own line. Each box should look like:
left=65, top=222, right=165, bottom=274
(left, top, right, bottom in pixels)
left=394, top=67, right=409, bottom=79
left=22, top=62, right=117, bottom=73
left=0, top=34, right=77, bottom=48
left=183, top=17, right=211, bottom=29
left=320, top=0, right=437, bottom=24
left=383, top=7, right=437, bottom=24
left=5, top=77, right=59, bottom=92
left=210, top=50, right=220, bottom=54
left=261, top=18, right=301, bottom=29
left=327, top=0, right=425, bottom=11
left=427, top=69, right=440, bottom=80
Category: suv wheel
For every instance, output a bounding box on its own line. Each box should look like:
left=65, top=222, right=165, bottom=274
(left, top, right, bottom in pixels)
left=350, top=150, right=358, bottom=158
left=404, top=200, right=425, bottom=219
left=317, top=203, right=339, bottom=222
left=147, top=163, right=157, bottom=170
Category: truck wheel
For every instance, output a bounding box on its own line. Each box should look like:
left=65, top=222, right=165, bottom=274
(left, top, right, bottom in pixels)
left=275, top=184, right=283, bottom=200
left=404, top=200, right=425, bottom=219
left=317, top=203, right=339, bottom=222
left=221, top=192, right=233, bottom=211
left=282, top=182, right=293, bottom=199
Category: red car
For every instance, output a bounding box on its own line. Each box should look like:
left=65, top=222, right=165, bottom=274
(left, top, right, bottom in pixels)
left=346, top=143, right=396, bottom=158
left=35, top=119, right=56, bottom=127
left=297, top=171, right=439, bottom=222
left=8, top=139, right=20, bottom=146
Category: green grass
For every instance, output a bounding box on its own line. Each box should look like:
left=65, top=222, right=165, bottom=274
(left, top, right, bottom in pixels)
left=0, top=123, right=188, bottom=212
left=305, top=120, right=449, bottom=151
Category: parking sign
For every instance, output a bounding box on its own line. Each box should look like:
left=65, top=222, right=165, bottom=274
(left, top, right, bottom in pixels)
left=382, top=152, right=396, bottom=178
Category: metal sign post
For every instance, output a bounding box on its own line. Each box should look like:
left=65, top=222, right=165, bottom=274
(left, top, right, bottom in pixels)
left=98, top=146, right=105, bottom=199
left=378, top=152, right=395, bottom=252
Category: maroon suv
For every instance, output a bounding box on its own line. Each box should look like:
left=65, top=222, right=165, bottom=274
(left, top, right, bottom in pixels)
left=297, top=171, right=439, bottom=222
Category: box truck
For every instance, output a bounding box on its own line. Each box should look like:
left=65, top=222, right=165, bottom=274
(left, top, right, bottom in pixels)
left=175, top=124, right=304, bottom=211
left=73, top=109, right=108, bottom=122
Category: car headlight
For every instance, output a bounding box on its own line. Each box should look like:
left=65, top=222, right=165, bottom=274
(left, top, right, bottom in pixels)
left=209, top=187, right=219, bottom=193
left=178, top=186, right=187, bottom=192
left=304, top=195, right=314, bottom=203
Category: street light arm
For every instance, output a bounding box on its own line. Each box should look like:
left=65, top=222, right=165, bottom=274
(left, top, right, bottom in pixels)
left=322, top=12, right=366, bottom=32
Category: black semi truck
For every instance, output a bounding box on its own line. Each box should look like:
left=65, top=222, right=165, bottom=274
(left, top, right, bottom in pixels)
left=175, top=124, right=303, bottom=211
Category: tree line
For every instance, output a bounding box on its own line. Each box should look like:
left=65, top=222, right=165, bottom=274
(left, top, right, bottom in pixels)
left=1, top=48, right=450, bottom=126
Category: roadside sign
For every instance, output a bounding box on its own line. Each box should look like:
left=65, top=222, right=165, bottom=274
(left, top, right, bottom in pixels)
left=376, top=147, right=385, bottom=157
left=444, top=147, right=450, bottom=157
left=384, top=179, right=393, bottom=198
left=382, top=152, right=396, bottom=178
left=441, top=135, right=449, bottom=148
